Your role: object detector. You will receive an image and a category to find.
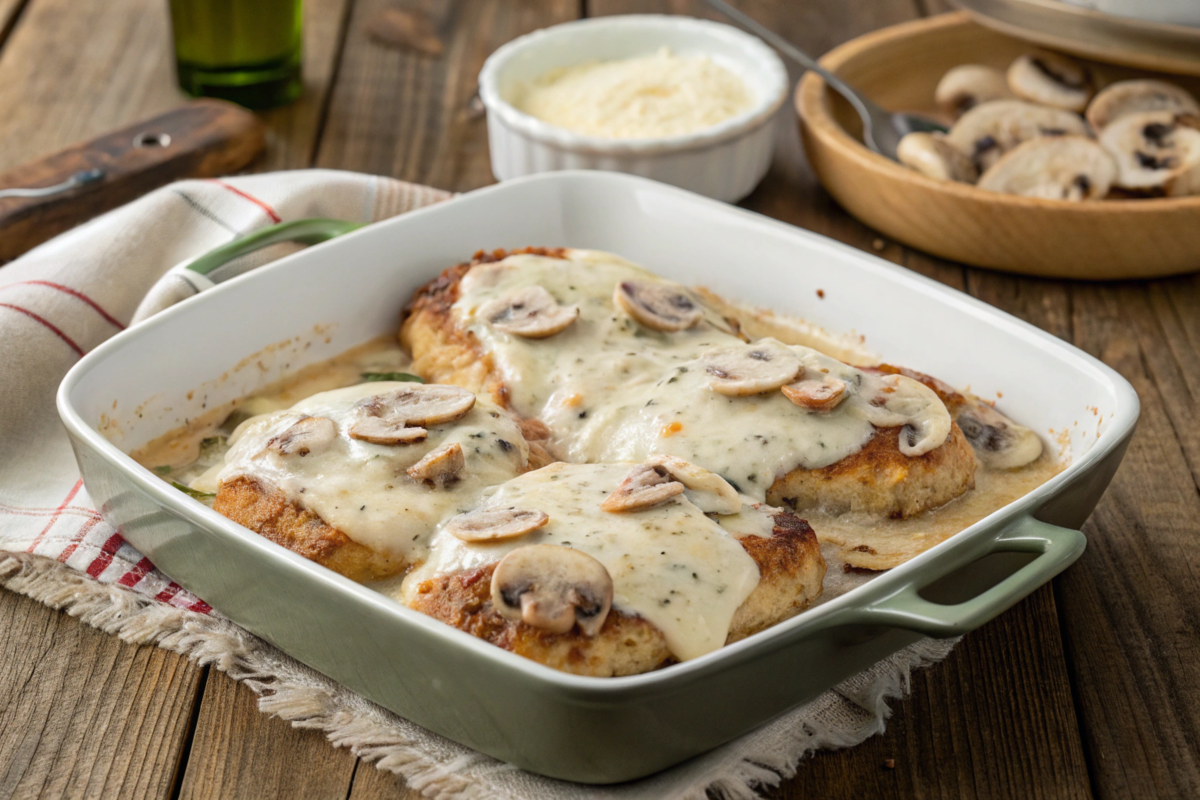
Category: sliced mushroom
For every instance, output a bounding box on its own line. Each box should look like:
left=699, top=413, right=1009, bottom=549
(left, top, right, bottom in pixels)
left=1086, top=79, right=1200, bottom=132
left=977, top=136, right=1117, bottom=200
left=935, top=64, right=1014, bottom=118
left=1007, top=50, right=1093, bottom=112
left=491, top=544, right=613, bottom=636
left=1099, top=111, right=1200, bottom=196
left=477, top=285, right=578, bottom=338
left=782, top=371, right=848, bottom=411
left=644, top=454, right=741, bottom=515
left=361, top=384, right=475, bottom=428
left=614, top=280, right=703, bottom=332
left=348, top=419, right=428, bottom=445
left=862, top=375, right=953, bottom=457
left=601, top=463, right=685, bottom=513
left=406, top=442, right=465, bottom=486
left=956, top=401, right=1043, bottom=470
left=701, top=339, right=803, bottom=396
left=267, top=416, right=338, bottom=457
left=446, top=506, right=549, bottom=542
left=946, top=100, right=1089, bottom=172
left=897, top=132, right=979, bottom=183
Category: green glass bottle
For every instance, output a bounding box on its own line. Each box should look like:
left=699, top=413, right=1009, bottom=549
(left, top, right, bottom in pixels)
left=169, top=0, right=303, bottom=110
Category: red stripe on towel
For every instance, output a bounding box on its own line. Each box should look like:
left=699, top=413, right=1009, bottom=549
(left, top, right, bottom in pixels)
left=85, top=532, right=126, bottom=578
left=1, top=281, right=124, bottom=329
left=27, top=480, right=85, bottom=552
left=0, top=304, right=84, bottom=357
left=207, top=179, right=282, bottom=223
left=117, top=556, right=156, bottom=588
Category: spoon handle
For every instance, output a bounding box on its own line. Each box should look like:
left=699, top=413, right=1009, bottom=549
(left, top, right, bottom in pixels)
left=700, top=0, right=880, bottom=118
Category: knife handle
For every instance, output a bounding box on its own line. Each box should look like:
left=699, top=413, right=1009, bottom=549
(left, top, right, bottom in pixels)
left=0, top=99, right=265, bottom=262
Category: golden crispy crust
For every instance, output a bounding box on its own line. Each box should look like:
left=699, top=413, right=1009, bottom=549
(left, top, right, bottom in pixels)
left=213, top=476, right=407, bottom=582
left=768, top=423, right=976, bottom=519
left=399, top=248, right=569, bottom=401
left=406, top=511, right=824, bottom=676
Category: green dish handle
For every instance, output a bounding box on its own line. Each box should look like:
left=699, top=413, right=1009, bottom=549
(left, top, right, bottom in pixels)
left=839, top=516, right=1086, bottom=638
left=186, top=218, right=364, bottom=277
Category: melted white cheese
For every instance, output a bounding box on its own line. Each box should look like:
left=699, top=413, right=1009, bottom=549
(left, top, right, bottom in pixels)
left=513, top=48, right=754, bottom=140
left=402, top=461, right=763, bottom=661
left=453, top=250, right=951, bottom=500
left=214, top=383, right=529, bottom=559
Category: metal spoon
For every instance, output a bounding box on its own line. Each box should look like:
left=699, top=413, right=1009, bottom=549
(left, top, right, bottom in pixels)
left=702, top=0, right=946, bottom=160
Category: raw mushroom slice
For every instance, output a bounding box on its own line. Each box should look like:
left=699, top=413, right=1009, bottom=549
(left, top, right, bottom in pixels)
left=267, top=416, right=338, bottom=457
left=782, top=371, right=848, bottom=411
left=601, top=463, right=685, bottom=513
left=614, top=280, right=703, bottom=332
left=701, top=339, right=803, bottom=396
left=862, top=375, right=953, bottom=457
left=1086, top=79, right=1200, bottom=132
left=446, top=506, right=549, bottom=542
left=1099, top=111, right=1200, bottom=196
left=478, top=285, right=579, bottom=338
left=935, top=64, right=1014, bottom=118
left=406, top=442, right=465, bottom=486
left=491, top=544, right=613, bottom=636
left=946, top=100, right=1089, bottom=172
left=1007, top=50, right=1094, bottom=112
left=644, top=454, right=741, bottom=515
left=977, top=136, right=1116, bottom=200
left=956, top=401, right=1043, bottom=470
left=897, top=132, right=979, bottom=183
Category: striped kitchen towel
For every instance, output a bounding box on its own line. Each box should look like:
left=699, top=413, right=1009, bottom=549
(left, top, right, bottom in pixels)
left=0, top=169, right=954, bottom=800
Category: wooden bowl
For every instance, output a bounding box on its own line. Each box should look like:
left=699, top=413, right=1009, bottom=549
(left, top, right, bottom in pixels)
left=795, top=12, right=1200, bottom=280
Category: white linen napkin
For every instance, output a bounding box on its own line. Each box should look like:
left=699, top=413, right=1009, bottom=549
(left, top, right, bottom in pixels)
left=0, top=169, right=954, bottom=799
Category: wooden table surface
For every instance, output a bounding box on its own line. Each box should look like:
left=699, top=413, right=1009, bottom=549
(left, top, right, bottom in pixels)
left=1, top=0, right=1197, bottom=798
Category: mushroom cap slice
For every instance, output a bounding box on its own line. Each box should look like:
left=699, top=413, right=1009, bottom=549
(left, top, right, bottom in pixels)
left=956, top=402, right=1043, bottom=470
left=446, top=506, right=549, bottom=542
left=1006, top=50, right=1094, bottom=112
left=614, top=280, right=703, bottom=332
left=862, top=375, right=953, bottom=457
left=601, top=463, right=685, bottom=513
left=643, top=454, right=741, bottom=515
left=1086, top=79, right=1200, bottom=132
left=897, top=132, right=979, bottom=183
left=348, top=419, right=428, bottom=445
left=701, top=339, right=803, bottom=396
left=406, top=442, right=465, bottom=486
left=358, top=384, right=476, bottom=428
left=1099, top=111, right=1200, bottom=195
left=935, top=64, right=1014, bottom=118
left=268, top=415, right=338, bottom=457
left=478, top=285, right=579, bottom=338
left=977, top=136, right=1117, bottom=200
left=781, top=372, right=848, bottom=411
left=946, top=100, right=1089, bottom=172
left=491, top=544, right=614, bottom=636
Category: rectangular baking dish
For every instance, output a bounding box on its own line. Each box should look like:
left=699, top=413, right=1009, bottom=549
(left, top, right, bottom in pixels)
left=58, top=171, right=1138, bottom=784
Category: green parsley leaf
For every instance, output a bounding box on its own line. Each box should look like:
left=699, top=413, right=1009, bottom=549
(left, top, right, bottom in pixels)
left=172, top=481, right=215, bottom=500
left=361, top=372, right=424, bottom=383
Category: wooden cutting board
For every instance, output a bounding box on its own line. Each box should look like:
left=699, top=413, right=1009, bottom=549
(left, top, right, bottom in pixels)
left=0, top=99, right=265, bottom=262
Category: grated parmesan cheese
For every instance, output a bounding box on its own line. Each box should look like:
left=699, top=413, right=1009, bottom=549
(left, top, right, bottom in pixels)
left=513, top=48, right=754, bottom=139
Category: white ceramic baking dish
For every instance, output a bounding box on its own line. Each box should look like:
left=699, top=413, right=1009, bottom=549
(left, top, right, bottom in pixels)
left=479, top=15, right=788, bottom=202
left=58, top=171, right=1138, bottom=784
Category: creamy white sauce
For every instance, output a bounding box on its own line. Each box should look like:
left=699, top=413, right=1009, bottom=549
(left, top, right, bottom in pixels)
left=214, top=382, right=529, bottom=559
left=513, top=48, right=754, bottom=140
left=453, top=251, right=950, bottom=500
left=401, top=461, right=763, bottom=661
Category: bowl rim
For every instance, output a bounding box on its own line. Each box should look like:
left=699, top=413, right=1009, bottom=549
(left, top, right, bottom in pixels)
left=794, top=11, right=1200, bottom=213
left=478, top=14, right=789, bottom=156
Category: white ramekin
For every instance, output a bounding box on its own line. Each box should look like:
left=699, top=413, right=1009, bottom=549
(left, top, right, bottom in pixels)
left=478, top=15, right=788, bottom=203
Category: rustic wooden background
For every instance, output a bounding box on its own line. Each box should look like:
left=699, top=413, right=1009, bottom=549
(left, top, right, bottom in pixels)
left=1, top=0, right=1198, bottom=798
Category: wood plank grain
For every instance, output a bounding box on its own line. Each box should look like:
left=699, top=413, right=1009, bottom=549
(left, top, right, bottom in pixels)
left=1053, top=282, right=1200, bottom=799
left=176, top=671, right=358, bottom=800
left=314, top=0, right=578, bottom=188
left=0, top=587, right=203, bottom=800
left=347, top=761, right=424, bottom=800
left=0, top=0, right=28, bottom=47
left=0, top=0, right=353, bottom=796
